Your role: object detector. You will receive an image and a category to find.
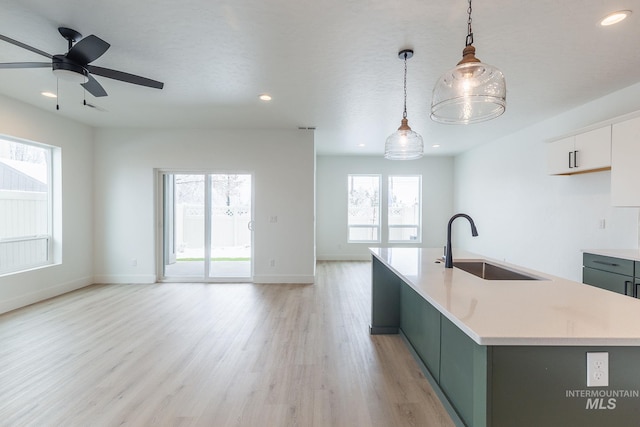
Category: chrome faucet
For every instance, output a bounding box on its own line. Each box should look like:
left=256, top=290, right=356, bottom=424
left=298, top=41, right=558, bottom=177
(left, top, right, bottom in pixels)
left=445, top=213, right=479, bottom=268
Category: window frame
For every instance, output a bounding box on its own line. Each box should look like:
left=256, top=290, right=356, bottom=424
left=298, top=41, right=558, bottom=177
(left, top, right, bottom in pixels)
left=387, top=174, right=422, bottom=244
left=0, top=135, right=55, bottom=276
left=347, top=174, right=381, bottom=243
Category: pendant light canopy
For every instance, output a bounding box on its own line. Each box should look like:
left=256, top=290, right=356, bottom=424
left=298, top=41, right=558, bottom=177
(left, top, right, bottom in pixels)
left=430, top=0, right=506, bottom=125
left=385, top=49, right=424, bottom=160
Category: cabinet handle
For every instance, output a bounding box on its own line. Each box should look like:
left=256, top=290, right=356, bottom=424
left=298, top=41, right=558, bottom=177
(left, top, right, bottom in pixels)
left=574, top=150, right=579, bottom=168
left=592, top=260, right=619, bottom=267
left=568, top=151, right=573, bottom=168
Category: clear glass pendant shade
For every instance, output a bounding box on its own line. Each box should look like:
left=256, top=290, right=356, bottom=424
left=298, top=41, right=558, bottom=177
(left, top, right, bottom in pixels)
left=384, top=118, right=424, bottom=160
left=431, top=47, right=506, bottom=124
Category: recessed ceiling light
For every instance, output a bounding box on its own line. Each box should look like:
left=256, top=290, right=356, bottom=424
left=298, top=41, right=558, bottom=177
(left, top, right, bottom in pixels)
left=358, top=143, right=365, bottom=147
left=600, top=10, right=631, bottom=26
left=432, top=144, right=441, bottom=148
left=41, top=91, right=57, bottom=98
left=259, top=94, right=272, bottom=101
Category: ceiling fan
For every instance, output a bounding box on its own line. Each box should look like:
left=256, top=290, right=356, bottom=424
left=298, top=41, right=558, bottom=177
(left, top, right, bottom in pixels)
left=0, top=27, right=164, bottom=97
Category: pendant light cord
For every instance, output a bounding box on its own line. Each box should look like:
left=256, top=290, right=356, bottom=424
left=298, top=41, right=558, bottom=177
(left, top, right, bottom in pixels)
left=402, top=52, right=408, bottom=119
left=465, top=0, right=474, bottom=46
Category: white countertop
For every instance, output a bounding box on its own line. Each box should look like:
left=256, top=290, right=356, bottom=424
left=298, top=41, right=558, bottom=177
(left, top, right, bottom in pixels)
left=370, top=247, right=640, bottom=346
left=582, top=248, right=640, bottom=262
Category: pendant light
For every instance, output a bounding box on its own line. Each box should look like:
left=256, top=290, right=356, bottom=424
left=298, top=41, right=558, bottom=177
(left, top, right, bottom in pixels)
left=430, top=0, right=506, bottom=124
left=384, top=49, right=424, bottom=160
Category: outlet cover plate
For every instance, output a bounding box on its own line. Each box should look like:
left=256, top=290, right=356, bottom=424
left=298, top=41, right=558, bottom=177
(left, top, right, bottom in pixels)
left=587, top=352, right=609, bottom=387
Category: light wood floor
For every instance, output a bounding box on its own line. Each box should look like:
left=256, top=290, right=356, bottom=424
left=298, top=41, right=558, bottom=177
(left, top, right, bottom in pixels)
left=0, top=261, right=455, bottom=427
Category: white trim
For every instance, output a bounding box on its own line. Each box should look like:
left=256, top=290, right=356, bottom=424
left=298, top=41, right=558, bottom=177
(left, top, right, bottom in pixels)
left=0, top=136, right=57, bottom=275
left=93, top=274, right=157, bottom=284
left=157, top=277, right=252, bottom=283
left=0, top=275, right=92, bottom=315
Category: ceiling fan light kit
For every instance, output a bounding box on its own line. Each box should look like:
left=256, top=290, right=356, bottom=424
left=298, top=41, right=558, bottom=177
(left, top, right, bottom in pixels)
left=0, top=26, right=164, bottom=102
left=430, top=0, right=506, bottom=125
left=384, top=49, right=424, bottom=160
left=52, top=56, right=89, bottom=83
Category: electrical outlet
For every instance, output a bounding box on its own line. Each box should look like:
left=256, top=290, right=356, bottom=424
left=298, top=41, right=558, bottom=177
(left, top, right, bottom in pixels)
left=131, top=258, right=137, bottom=267
left=587, top=352, right=609, bottom=387
left=269, top=259, right=276, bottom=267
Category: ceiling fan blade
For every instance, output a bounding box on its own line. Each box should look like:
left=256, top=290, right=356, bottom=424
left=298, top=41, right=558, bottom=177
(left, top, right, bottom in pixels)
left=81, top=74, right=108, bottom=97
left=0, top=34, right=52, bottom=59
left=0, top=62, right=50, bottom=69
left=87, top=65, right=164, bottom=90
left=66, top=35, right=110, bottom=65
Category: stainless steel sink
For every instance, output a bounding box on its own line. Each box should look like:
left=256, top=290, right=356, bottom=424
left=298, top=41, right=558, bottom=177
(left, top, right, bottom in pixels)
left=453, top=260, right=542, bottom=281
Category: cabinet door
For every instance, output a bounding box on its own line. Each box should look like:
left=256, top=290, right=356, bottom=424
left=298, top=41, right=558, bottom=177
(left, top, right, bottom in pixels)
left=611, top=116, right=640, bottom=206
left=635, top=261, right=640, bottom=299
left=583, top=253, right=634, bottom=276
left=546, top=136, right=575, bottom=175
left=583, top=267, right=633, bottom=296
left=400, top=282, right=441, bottom=381
left=574, top=126, right=611, bottom=172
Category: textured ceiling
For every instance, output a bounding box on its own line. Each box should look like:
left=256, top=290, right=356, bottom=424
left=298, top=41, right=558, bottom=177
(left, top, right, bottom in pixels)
left=0, top=0, right=638, bottom=156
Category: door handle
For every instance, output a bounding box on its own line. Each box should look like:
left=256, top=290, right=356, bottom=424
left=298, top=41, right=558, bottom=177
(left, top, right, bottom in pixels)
left=573, top=150, right=579, bottom=168
left=247, top=220, right=255, bottom=231
left=568, top=151, right=573, bottom=168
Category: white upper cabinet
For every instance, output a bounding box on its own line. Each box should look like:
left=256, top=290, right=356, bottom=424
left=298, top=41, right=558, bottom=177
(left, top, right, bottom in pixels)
left=547, top=126, right=611, bottom=175
left=611, top=116, right=640, bottom=206
left=546, top=136, right=575, bottom=175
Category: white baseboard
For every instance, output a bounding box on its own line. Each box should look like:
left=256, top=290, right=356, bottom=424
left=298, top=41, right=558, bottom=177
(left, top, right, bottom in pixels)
left=92, top=274, right=157, bottom=284
left=253, top=274, right=315, bottom=284
left=0, top=276, right=93, bottom=315
left=316, top=254, right=372, bottom=261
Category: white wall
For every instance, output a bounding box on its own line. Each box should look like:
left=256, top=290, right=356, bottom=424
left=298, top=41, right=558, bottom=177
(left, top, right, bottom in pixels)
left=454, top=83, right=640, bottom=282
left=93, top=128, right=315, bottom=284
left=317, top=155, right=454, bottom=260
left=0, top=95, right=94, bottom=314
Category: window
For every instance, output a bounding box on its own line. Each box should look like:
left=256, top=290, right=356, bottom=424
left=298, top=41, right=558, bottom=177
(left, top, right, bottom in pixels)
left=346, top=174, right=422, bottom=244
left=0, top=137, right=53, bottom=275
left=388, top=175, right=421, bottom=242
left=347, top=175, right=380, bottom=242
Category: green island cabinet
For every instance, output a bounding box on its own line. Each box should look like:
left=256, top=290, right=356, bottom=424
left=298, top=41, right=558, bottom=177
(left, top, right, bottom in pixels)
left=583, top=252, right=640, bottom=298
left=371, top=255, right=640, bottom=427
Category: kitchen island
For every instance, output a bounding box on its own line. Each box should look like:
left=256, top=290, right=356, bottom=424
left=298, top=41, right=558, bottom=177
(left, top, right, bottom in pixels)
left=370, top=247, right=640, bottom=427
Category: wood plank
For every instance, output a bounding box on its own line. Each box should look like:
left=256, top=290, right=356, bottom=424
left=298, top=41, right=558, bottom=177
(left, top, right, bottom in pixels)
left=0, top=261, right=454, bottom=426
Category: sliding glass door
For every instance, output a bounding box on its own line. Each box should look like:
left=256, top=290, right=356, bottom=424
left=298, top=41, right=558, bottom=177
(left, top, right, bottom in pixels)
left=161, top=172, right=253, bottom=281
left=209, top=174, right=252, bottom=278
